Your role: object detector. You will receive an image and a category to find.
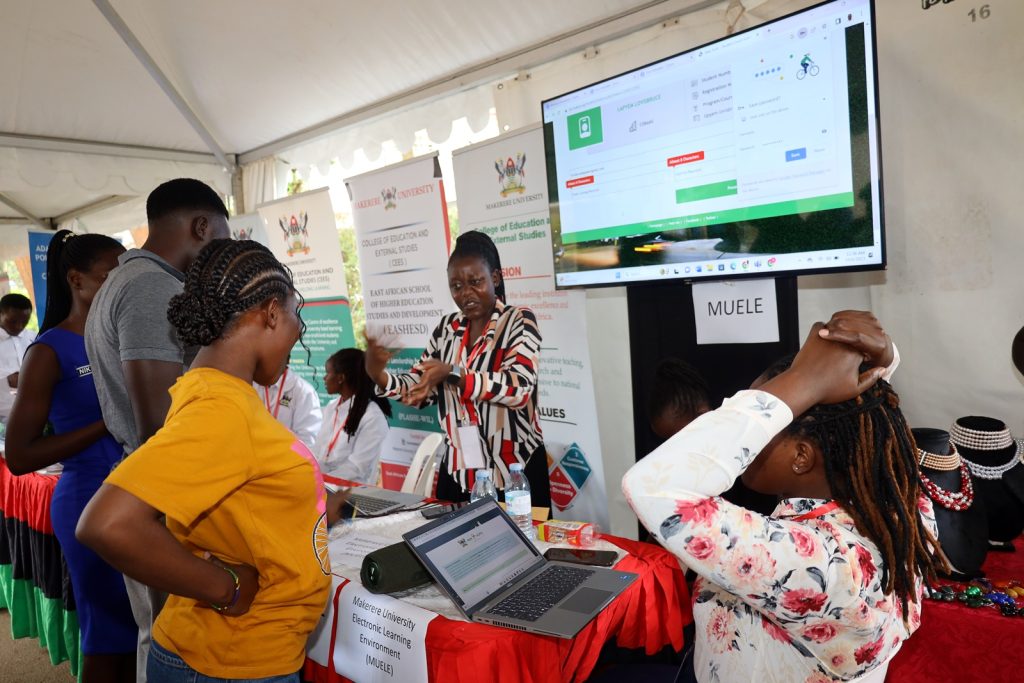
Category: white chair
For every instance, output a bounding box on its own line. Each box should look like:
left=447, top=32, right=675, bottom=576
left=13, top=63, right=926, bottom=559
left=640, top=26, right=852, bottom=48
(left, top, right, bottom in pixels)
left=401, top=433, right=444, bottom=495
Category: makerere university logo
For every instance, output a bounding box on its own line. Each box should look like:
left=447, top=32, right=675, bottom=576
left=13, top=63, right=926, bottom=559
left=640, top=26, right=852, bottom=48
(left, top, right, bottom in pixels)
left=381, top=186, right=398, bottom=210
left=495, top=154, right=526, bottom=197
left=232, top=226, right=253, bottom=240
left=279, top=212, right=310, bottom=256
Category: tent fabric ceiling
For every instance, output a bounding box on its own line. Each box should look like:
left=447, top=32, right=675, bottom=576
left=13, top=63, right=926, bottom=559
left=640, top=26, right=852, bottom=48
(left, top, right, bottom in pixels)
left=2, top=0, right=667, bottom=154
left=0, top=0, right=683, bottom=226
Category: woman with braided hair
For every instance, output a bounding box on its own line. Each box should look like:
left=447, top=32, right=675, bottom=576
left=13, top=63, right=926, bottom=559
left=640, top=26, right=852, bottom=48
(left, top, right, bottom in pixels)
left=6, top=229, right=136, bottom=682
left=623, top=311, right=947, bottom=683
left=365, top=229, right=548, bottom=505
left=77, top=239, right=348, bottom=683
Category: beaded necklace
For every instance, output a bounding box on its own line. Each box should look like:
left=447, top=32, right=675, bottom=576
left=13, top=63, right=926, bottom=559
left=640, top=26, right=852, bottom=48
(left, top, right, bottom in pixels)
left=917, top=443, right=961, bottom=471
left=919, top=462, right=974, bottom=511
left=957, top=440, right=1024, bottom=481
left=949, top=423, right=1013, bottom=450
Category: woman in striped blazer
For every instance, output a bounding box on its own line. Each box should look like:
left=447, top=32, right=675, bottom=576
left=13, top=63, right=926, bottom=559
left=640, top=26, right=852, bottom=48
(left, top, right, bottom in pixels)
left=366, top=231, right=548, bottom=506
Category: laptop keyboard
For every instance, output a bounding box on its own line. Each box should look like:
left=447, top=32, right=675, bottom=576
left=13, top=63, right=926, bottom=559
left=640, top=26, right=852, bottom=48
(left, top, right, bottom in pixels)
left=348, top=493, right=397, bottom=514
left=489, top=565, right=595, bottom=622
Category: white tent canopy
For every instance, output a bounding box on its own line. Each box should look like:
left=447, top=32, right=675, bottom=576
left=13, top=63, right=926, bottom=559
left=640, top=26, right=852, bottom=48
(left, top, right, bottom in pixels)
left=0, top=0, right=721, bottom=241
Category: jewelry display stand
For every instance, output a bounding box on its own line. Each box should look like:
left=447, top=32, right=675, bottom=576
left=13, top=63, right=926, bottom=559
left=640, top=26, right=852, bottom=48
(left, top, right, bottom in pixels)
left=950, top=416, right=1024, bottom=545
left=912, top=428, right=988, bottom=577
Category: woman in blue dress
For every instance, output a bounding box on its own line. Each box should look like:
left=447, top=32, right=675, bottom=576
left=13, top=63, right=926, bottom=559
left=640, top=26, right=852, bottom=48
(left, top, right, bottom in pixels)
left=6, top=230, right=136, bottom=682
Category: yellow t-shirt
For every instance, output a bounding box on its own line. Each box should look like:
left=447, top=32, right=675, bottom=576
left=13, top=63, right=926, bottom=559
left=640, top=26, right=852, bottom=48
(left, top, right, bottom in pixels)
left=106, top=367, right=331, bottom=678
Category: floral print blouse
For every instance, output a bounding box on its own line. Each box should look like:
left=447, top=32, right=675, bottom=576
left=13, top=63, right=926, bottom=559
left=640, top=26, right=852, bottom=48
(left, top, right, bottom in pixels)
left=622, top=388, right=935, bottom=683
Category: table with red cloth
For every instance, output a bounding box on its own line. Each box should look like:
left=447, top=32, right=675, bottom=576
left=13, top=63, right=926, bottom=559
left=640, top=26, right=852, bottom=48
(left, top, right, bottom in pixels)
left=0, top=456, right=80, bottom=675
left=887, top=536, right=1024, bottom=683
left=304, top=480, right=691, bottom=683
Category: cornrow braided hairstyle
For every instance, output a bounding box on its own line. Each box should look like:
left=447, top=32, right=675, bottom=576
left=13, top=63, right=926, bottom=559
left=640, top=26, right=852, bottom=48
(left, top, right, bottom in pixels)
left=41, top=230, right=124, bottom=333
left=648, top=357, right=712, bottom=423
left=771, top=363, right=949, bottom=621
left=328, top=348, right=392, bottom=439
left=168, top=239, right=303, bottom=348
left=449, top=230, right=506, bottom=303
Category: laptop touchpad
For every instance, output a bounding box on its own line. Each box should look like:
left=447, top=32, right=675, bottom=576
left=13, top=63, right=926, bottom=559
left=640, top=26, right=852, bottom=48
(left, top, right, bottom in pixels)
left=559, top=588, right=612, bottom=614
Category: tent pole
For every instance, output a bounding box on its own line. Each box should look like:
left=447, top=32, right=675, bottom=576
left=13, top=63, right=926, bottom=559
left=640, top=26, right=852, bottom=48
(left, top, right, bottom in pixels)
left=91, top=0, right=234, bottom=172
left=0, top=193, right=53, bottom=230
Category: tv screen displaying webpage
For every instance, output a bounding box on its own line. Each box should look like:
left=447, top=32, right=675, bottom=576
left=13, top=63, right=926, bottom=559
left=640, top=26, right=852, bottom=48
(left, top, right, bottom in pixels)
left=542, top=0, right=883, bottom=288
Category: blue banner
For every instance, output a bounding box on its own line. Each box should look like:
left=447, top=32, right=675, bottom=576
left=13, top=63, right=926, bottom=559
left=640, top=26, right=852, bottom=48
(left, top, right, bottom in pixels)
left=27, top=231, right=54, bottom=325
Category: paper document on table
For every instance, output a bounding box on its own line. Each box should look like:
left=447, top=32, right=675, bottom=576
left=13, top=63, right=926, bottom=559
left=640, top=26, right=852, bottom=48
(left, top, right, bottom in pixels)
left=330, top=532, right=394, bottom=569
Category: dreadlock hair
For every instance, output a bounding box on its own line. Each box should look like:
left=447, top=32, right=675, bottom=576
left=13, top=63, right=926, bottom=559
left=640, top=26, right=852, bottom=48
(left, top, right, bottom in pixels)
left=762, top=355, right=949, bottom=621
left=328, top=348, right=392, bottom=439
left=448, top=230, right=506, bottom=303
left=168, top=239, right=303, bottom=348
left=40, top=230, right=124, bottom=334
left=647, top=357, right=712, bottom=424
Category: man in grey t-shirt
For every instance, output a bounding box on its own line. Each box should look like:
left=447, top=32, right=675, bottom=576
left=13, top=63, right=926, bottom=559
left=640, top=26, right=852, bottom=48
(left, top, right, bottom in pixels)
left=85, top=178, right=230, bottom=681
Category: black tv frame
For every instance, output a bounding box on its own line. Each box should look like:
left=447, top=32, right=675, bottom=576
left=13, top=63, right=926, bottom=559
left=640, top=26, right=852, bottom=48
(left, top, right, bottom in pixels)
left=541, top=0, right=885, bottom=289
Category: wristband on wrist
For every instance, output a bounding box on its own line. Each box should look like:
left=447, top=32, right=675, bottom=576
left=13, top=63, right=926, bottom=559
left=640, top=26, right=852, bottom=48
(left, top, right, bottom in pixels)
left=209, top=563, right=240, bottom=613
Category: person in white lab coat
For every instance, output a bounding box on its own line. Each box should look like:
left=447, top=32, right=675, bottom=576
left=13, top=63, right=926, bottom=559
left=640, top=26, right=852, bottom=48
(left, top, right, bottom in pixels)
left=0, top=293, right=36, bottom=425
left=255, top=366, right=322, bottom=451
left=313, top=348, right=391, bottom=483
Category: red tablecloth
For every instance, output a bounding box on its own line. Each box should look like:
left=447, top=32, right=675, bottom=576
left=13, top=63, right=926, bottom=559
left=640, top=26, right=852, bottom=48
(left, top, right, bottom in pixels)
left=303, top=525, right=691, bottom=683
left=0, top=457, right=80, bottom=674
left=886, top=536, right=1024, bottom=683
left=0, top=459, right=59, bottom=535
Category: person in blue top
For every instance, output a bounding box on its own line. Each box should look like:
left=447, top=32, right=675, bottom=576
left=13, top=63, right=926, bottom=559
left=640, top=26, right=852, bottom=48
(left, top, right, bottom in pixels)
left=6, top=230, right=137, bottom=683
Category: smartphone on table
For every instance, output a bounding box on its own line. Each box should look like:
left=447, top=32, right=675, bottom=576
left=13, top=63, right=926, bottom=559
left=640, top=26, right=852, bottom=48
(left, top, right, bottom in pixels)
left=543, top=547, right=618, bottom=567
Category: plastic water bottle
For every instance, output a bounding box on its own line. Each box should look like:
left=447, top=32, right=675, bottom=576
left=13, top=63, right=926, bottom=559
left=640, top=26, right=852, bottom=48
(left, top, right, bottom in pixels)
left=505, top=463, right=534, bottom=539
left=469, top=469, right=497, bottom=503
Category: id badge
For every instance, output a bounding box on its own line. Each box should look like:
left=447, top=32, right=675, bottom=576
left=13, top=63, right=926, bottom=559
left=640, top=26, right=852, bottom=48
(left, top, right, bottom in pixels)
left=457, top=422, right=486, bottom=470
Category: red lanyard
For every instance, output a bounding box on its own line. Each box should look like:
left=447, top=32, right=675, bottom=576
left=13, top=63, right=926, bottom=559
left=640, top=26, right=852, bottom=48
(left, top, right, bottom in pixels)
left=263, top=368, right=288, bottom=419
left=792, top=501, right=841, bottom=521
left=455, top=322, right=491, bottom=424
left=326, top=398, right=351, bottom=454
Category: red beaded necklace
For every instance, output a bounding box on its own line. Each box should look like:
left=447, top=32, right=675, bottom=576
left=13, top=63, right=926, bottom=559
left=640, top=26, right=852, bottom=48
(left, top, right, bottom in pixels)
left=919, top=462, right=974, bottom=511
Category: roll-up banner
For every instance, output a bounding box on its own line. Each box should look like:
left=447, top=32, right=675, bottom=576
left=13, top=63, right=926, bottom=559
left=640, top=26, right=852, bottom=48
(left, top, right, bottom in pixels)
left=256, top=188, right=356, bottom=405
left=27, top=230, right=54, bottom=326
left=346, top=154, right=450, bottom=489
left=452, top=125, right=610, bottom=529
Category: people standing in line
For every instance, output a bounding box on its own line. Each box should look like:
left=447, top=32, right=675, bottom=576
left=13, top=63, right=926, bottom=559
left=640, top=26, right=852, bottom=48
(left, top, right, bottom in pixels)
left=313, top=348, right=391, bottom=483
left=84, top=178, right=231, bottom=682
left=255, top=366, right=323, bottom=451
left=365, top=230, right=549, bottom=506
left=5, top=231, right=137, bottom=683
left=623, top=312, right=946, bottom=683
left=0, top=293, right=36, bottom=424
left=77, top=239, right=348, bottom=683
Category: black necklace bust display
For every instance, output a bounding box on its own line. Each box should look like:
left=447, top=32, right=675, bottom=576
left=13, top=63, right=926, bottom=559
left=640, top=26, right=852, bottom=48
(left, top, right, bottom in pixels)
left=950, top=416, right=1024, bottom=546
left=912, top=428, right=988, bottom=577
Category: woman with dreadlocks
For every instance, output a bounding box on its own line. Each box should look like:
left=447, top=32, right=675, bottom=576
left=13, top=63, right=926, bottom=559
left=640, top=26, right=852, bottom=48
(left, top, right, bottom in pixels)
left=77, top=239, right=348, bottom=683
left=623, top=311, right=945, bottom=683
left=365, top=230, right=547, bottom=506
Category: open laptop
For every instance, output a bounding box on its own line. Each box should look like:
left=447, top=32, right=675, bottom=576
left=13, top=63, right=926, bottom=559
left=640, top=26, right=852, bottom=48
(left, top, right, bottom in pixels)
left=403, top=498, right=637, bottom=638
left=325, top=482, right=426, bottom=516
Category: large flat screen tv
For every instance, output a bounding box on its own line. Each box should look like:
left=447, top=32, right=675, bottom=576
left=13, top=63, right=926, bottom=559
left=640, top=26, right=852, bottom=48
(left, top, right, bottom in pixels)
left=542, top=0, right=882, bottom=288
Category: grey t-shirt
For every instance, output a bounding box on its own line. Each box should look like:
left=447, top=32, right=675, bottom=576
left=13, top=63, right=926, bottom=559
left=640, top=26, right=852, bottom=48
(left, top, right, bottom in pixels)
left=85, top=249, right=190, bottom=454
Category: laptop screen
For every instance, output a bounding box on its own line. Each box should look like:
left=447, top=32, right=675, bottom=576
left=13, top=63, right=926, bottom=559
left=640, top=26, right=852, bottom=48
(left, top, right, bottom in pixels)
left=404, top=499, right=544, bottom=614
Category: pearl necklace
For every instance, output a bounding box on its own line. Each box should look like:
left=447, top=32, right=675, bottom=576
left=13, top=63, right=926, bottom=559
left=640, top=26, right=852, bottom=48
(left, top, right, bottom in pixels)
left=950, top=423, right=1013, bottom=451
left=959, top=440, right=1024, bottom=481
left=917, top=443, right=961, bottom=472
left=919, top=462, right=974, bottom=511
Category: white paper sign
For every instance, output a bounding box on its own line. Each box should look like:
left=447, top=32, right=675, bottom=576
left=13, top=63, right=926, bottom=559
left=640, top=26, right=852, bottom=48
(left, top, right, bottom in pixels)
left=334, top=580, right=436, bottom=682
left=692, top=278, right=779, bottom=345
left=330, top=532, right=395, bottom=571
